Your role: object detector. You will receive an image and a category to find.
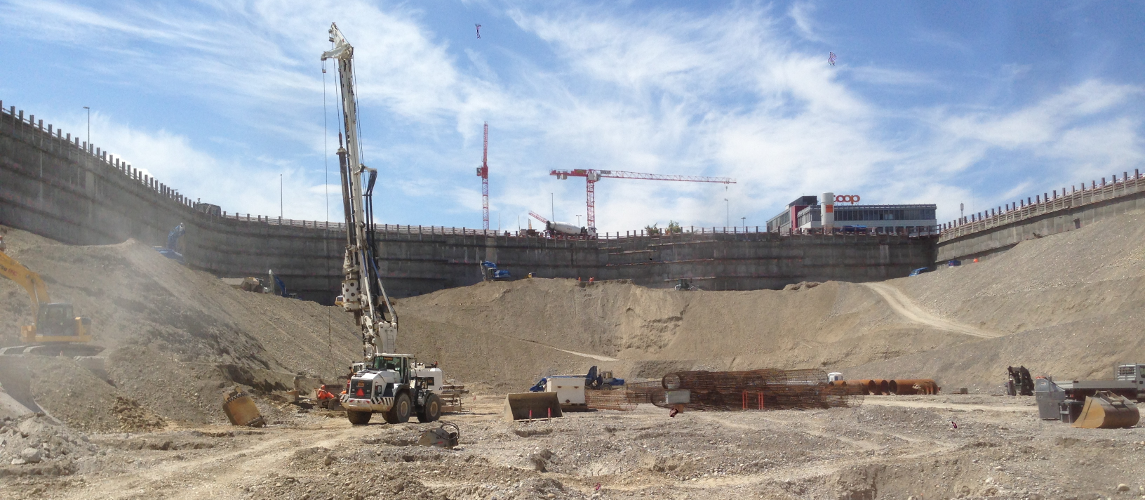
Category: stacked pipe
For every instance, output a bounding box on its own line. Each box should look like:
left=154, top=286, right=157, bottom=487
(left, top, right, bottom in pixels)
left=828, top=379, right=940, bottom=395
left=650, top=368, right=863, bottom=412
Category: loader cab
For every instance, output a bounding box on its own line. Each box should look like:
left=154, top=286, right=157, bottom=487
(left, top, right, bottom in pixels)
left=372, top=355, right=409, bottom=382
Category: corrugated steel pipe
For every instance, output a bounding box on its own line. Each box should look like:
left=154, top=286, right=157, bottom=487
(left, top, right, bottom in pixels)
left=891, top=379, right=939, bottom=395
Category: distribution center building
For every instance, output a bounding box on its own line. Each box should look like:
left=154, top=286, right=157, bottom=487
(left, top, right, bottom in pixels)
left=766, top=195, right=938, bottom=236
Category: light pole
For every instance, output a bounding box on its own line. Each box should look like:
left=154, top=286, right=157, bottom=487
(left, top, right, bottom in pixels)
left=741, top=216, right=746, bottom=231
left=724, top=198, right=729, bottom=229
left=83, top=106, right=90, bottom=152
left=280, top=174, right=283, bottom=219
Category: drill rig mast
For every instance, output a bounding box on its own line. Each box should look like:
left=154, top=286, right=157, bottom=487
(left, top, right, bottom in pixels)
left=322, top=23, right=398, bottom=360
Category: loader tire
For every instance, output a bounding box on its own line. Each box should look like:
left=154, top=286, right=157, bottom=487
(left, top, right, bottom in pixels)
left=347, top=410, right=372, bottom=426
left=417, top=394, right=443, bottom=423
left=383, top=392, right=411, bottom=424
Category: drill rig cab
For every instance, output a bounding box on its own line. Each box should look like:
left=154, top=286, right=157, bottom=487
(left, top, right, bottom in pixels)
left=323, top=22, right=446, bottom=425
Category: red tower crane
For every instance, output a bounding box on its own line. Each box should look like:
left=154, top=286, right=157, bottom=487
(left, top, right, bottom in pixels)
left=550, top=169, right=736, bottom=230
left=476, top=122, right=489, bottom=230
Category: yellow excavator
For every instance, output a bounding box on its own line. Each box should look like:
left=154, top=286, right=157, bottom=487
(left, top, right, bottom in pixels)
left=0, top=249, right=98, bottom=356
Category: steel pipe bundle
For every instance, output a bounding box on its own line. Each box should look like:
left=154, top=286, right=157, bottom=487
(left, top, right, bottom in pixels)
left=651, top=368, right=863, bottom=411
left=830, top=378, right=940, bottom=395
left=888, top=379, right=939, bottom=395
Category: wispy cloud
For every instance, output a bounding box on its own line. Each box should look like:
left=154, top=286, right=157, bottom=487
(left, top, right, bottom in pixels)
left=2, top=1, right=1142, bottom=232
left=788, top=2, right=823, bottom=42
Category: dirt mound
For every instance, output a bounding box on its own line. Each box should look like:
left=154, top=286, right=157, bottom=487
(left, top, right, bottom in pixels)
left=2, top=206, right=1143, bottom=431
left=395, top=276, right=958, bottom=391
left=0, top=225, right=361, bottom=429
left=849, top=208, right=1145, bottom=388
left=399, top=208, right=1145, bottom=393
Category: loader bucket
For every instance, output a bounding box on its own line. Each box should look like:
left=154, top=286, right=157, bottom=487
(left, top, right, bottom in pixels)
left=504, top=392, right=564, bottom=421
left=1072, top=392, right=1140, bottom=429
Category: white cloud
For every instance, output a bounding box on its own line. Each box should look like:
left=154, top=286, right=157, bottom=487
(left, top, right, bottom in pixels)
left=3, top=1, right=1143, bottom=233
left=788, top=2, right=823, bottom=42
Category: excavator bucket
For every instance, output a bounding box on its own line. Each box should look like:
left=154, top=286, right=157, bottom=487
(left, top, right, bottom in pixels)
left=503, top=392, right=564, bottom=421
left=1072, top=392, right=1140, bottom=429
left=222, top=387, right=266, bottom=427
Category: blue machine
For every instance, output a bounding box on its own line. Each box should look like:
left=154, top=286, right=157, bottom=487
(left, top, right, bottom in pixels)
left=480, top=261, right=511, bottom=281
left=528, top=365, right=624, bottom=392
left=154, top=223, right=186, bottom=264
left=274, top=275, right=288, bottom=297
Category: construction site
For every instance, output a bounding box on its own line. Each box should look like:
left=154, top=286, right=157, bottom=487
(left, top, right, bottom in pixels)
left=5, top=22, right=1145, bottom=500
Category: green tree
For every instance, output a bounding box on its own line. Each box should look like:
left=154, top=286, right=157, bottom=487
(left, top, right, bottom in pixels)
left=644, top=223, right=661, bottom=236
left=667, top=220, right=683, bottom=234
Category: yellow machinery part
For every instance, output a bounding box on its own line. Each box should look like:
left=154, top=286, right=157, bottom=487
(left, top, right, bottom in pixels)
left=1072, top=391, right=1140, bottom=429
left=503, top=392, right=564, bottom=421
left=20, top=317, right=91, bottom=344
left=222, top=387, right=266, bottom=427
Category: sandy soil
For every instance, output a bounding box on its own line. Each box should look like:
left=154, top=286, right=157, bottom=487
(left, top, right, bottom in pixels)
left=0, top=207, right=1144, bottom=498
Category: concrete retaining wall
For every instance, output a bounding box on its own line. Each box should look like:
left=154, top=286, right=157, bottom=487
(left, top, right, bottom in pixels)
left=0, top=100, right=936, bottom=302
left=935, top=173, right=1145, bottom=262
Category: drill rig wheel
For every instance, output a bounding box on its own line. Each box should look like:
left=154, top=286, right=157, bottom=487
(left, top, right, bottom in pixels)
left=417, top=393, right=443, bottom=423
left=384, top=392, right=411, bottom=424
left=347, top=410, right=372, bottom=425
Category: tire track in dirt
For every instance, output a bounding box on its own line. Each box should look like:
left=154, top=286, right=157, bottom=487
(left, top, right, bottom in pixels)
left=862, top=282, right=1002, bottom=339
left=80, top=424, right=355, bottom=499
left=486, top=331, right=619, bottom=362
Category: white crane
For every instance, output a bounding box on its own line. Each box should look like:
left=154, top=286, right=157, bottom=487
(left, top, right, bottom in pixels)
left=322, top=23, right=398, bottom=360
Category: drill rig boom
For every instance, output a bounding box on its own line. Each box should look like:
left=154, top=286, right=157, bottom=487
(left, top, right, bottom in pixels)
left=322, top=22, right=398, bottom=359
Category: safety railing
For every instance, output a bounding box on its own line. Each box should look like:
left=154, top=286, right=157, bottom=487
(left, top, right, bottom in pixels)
left=938, top=171, right=1145, bottom=241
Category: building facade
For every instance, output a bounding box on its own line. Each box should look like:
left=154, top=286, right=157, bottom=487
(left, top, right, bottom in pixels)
left=768, top=195, right=938, bottom=236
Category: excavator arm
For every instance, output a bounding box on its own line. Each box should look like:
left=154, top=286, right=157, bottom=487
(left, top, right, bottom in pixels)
left=0, top=250, right=50, bottom=318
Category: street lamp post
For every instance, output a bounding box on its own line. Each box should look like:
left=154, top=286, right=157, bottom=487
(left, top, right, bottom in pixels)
left=83, top=106, right=90, bottom=152
left=280, top=174, right=283, bottom=219
left=741, top=216, right=746, bottom=231
left=724, top=198, right=729, bottom=229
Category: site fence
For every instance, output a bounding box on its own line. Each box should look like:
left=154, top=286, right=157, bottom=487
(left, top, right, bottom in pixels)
left=937, top=170, right=1145, bottom=242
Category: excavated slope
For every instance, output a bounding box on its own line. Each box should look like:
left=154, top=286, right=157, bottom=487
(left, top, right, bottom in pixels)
left=0, top=227, right=361, bottom=429
left=1, top=206, right=1142, bottom=429
left=849, top=208, right=1145, bottom=388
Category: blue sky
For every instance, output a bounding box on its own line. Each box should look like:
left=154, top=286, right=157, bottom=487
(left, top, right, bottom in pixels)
left=1, top=1, right=1142, bottom=233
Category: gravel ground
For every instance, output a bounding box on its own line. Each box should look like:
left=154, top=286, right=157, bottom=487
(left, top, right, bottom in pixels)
left=2, top=395, right=1144, bottom=499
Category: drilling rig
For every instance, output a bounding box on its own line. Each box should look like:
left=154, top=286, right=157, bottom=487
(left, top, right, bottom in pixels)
left=323, top=23, right=445, bottom=425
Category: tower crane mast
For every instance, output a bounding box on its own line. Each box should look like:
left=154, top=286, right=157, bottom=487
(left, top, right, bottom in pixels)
left=476, top=123, right=489, bottom=230
left=550, top=169, right=736, bottom=231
